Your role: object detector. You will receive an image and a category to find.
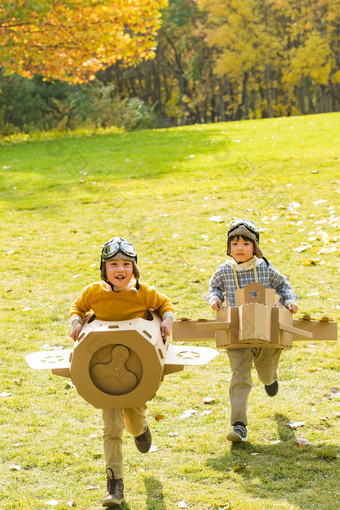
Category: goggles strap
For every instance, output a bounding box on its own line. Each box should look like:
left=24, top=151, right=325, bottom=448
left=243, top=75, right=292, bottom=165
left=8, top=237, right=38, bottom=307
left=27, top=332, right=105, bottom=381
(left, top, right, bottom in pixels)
left=232, top=262, right=258, bottom=290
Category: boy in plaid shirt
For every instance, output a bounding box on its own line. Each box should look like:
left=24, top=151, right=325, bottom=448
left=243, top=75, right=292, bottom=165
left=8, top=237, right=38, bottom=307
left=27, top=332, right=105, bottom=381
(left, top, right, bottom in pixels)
left=205, top=219, right=298, bottom=442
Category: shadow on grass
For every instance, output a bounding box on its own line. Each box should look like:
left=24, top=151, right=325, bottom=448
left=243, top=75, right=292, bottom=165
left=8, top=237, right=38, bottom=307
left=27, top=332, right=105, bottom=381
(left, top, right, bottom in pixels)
left=206, top=413, right=338, bottom=510
left=144, top=476, right=167, bottom=510
left=0, top=125, right=232, bottom=209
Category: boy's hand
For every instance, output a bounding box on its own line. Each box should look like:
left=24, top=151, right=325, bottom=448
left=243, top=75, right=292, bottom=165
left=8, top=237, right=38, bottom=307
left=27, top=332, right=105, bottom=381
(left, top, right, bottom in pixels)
left=69, top=320, right=82, bottom=341
left=160, top=317, right=172, bottom=340
left=286, top=302, right=298, bottom=314
left=211, top=298, right=225, bottom=311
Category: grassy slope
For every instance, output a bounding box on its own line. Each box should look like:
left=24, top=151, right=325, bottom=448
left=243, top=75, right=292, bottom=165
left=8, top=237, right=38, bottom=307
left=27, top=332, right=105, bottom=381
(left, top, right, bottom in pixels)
left=0, top=113, right=339, bottom=510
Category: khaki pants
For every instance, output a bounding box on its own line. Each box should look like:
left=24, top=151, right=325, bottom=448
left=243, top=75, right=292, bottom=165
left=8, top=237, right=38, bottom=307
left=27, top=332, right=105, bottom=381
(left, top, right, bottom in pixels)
left=102, top=405, right=147, bottom=479
left=227, top=348, right=282, bottom=426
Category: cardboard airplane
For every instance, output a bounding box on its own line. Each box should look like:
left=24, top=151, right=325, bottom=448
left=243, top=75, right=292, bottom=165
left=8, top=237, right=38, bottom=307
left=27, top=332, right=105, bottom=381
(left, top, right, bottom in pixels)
left=26, top=311, right=218, bottom=409
left=172, top=283, right=338, bottom=349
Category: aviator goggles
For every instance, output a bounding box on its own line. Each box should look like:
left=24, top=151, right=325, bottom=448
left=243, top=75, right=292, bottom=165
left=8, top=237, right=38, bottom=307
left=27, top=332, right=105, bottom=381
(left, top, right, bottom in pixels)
left=228, top=218, right=259, bottom=241
left=101, top=238, right=137, bottom=262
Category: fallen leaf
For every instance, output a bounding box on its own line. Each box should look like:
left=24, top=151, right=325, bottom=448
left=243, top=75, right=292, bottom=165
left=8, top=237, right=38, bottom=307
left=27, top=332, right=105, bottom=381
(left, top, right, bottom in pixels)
left=209, top=216, right=223, bottom=223
left=312, top=200, right=327, bottom=206
left=5, top=288, right=12, bottom=293
left=307, top=366, right=321, bottom=372
left=294, top=243, right=312, bottom=252
left=168, top=431, right=178, bottom=437
left=200, top=410, right=213, bottom=416
left=286, top=420, right=305, bottom=429
left=297, top=436, right=311, bottom=447
left=86, top=485, right=99, bottom=490
left=45, top=501, right=59, bottom=506
left=154, top=413, right=165, bottom=422
left=328, top=387, right=340, bottom=399
left=301, top=258, right=326, bottom=266
left=149, top=445, right=159, bottom=453
left=232, top=463, right=247, bottom=471
left=318, top=245, right=338, bottom=254
left=9, top=464, right=21, bottom=471
left=178, top=501, right=188, bottom=509
left=1, top=392, right=12, bottom=397
left=203, top=396, right=216, bottom=404
left=179, top=409, right=197, bottom=420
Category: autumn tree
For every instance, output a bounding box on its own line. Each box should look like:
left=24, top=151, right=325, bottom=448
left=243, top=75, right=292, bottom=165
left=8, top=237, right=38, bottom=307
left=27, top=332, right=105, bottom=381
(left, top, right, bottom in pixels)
left=99, top=0, right=222, bottom=125
left=197, top=0, right=340, bottom=117
left=0, top=0, right=167, bottom=83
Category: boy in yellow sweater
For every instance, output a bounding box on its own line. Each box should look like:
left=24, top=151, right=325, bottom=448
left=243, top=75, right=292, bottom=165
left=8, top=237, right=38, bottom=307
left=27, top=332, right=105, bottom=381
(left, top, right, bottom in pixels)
left=69, top=237, right=175, bottom=507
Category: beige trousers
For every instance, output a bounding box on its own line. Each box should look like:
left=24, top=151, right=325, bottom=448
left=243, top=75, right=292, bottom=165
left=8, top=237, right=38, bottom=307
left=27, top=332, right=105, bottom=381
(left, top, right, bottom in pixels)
left=227, top=347, right=282, bottom=426
left=102, top=405, right=147, bottom=479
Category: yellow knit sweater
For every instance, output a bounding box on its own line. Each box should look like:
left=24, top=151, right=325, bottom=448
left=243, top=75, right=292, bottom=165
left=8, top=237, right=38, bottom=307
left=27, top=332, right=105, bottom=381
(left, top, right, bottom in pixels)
left=70, top=281, right=174, bottom=322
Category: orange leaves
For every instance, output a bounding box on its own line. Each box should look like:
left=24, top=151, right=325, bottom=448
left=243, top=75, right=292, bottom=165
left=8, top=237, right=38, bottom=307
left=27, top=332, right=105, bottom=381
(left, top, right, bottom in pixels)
left=0, top=0, right=168, bottom=83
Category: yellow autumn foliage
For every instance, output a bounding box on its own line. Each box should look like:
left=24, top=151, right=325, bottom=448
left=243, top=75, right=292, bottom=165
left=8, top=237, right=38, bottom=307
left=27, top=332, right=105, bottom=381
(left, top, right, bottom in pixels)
left=0, top=0, right=168, bottom=83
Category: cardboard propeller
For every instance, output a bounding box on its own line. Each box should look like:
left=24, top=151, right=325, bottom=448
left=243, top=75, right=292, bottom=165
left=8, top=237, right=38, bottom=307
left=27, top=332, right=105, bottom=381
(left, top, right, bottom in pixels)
left=173, top=283, right=338, bottom=349
left=26, top=311, right=218, bottom=408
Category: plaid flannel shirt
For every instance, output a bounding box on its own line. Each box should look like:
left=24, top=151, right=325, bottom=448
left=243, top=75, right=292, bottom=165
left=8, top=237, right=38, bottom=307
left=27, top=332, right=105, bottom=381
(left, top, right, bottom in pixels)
left=205, top=260, right=297, bottom=307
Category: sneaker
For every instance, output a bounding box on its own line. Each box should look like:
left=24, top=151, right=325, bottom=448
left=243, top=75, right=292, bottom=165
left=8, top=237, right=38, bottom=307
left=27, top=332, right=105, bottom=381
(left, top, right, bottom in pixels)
left=227, top=423, right=247, bottom=442
left=265, top=380, right=279, bottom=397
left=102, top=468, right=125, bottom=507
left=134, top=425, right=152, bottom=453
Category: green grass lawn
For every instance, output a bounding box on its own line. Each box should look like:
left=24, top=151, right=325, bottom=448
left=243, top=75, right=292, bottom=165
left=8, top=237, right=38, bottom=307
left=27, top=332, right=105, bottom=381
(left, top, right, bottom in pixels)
left=0, top=112, right=339, bottom=510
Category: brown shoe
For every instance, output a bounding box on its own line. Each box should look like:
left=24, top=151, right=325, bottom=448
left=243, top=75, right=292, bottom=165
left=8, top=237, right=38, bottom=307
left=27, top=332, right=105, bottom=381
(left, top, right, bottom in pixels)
left=102, top=468, right=125, bottom=507
left=134, top=425, right=152, bottom=453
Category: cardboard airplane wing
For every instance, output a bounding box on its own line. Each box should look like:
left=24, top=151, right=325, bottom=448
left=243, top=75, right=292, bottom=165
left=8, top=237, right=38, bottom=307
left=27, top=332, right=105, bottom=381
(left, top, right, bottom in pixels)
left=26, top=311, right=218, bottom=409
left=173, top=283, right=338, bottom=349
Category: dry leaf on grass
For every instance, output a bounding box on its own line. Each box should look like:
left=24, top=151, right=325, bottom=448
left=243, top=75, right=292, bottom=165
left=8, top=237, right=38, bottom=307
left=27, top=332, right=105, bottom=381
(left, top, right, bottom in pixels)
left=9, top=464, right=21, bottom=471
left=203, top=396, right=216, bottom=404
left=286, top=420, right=306, bottom=429
left=154, top=413, right=165, bottom=421
left=179, top=409, right=197, bottom=420
left=178, top=500, right=188, bottom=508
left=297, top=436, right=311, bottom=447
left=232, top=463, right=247, bottom=472
left=301, top=258, right=326, bottom=266
left=201, top=410, right=213, bottom=416
left=328, top=387, right=340, bottom=399
left=307, top=366, right=321, bottom=372
left=294, top=243, right=312, bottom=252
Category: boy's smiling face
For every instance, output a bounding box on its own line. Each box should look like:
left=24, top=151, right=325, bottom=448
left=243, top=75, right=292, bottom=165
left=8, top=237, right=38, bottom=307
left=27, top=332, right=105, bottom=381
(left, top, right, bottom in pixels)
left=105, top=258, right=134, bottom=290
left=229, top=235, right=255, bottom=263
